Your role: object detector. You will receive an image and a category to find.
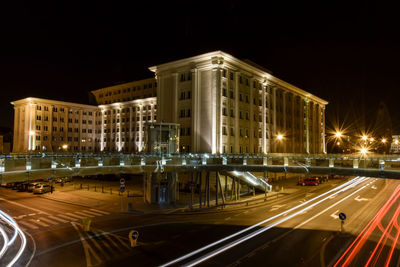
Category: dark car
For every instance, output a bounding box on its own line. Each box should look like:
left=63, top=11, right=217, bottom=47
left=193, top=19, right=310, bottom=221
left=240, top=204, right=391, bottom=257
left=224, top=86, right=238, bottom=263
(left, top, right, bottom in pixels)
left=17, top=182, right=29, bottom=192
left=12, top=182, right=24, bottom=190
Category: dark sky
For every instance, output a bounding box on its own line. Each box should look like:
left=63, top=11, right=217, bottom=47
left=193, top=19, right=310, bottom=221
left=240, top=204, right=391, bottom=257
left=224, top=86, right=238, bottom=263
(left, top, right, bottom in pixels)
left=1, top=1, right=400, bottom=133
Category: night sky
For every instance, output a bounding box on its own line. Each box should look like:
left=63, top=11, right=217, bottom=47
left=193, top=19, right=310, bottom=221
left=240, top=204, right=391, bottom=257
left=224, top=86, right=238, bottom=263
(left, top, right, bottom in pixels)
left=1, top=1, right=400, bottom=134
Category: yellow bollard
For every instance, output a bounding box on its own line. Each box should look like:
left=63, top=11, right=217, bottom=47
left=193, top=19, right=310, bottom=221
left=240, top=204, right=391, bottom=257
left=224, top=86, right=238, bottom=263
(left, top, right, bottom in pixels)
left=129, top=230, right=139, bottom=247
left=82, top=217, right=92, bottom=232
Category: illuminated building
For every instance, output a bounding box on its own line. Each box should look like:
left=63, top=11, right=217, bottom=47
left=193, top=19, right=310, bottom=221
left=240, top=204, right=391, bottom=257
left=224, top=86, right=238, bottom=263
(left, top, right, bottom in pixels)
left=391, top=135, right=400, bottom=154
left=150, top=51, right=328, bottom=154
left=11, top=51, right=327, bottom=154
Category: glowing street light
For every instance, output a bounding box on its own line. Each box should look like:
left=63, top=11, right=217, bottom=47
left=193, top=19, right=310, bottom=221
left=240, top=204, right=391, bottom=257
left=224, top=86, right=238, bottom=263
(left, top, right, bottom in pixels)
left=335, top=132, right=342, bottom=138
left=29, top=130, right=35, bottom=136
left=381, top=138, right=387, bottom=144
left=362, top=135, right=368, bottom=141
left=369, top=137, right=374, bottom=142
left=395, top=140, right=399, bottom=145
left=360, top=147, right=368, bottom=154
left=62, top=144, right=68, bottom=150
left=277, top=134, right=283, bottom=140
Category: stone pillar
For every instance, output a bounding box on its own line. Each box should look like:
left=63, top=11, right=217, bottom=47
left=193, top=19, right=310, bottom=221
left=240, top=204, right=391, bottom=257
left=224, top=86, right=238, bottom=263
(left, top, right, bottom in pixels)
left=329, top=158, right=334, bottom=168
left=353, top=159, right=359, bottom=169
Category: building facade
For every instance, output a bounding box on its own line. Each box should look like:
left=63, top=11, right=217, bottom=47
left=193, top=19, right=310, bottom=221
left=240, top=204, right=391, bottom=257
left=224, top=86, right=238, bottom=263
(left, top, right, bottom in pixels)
left=12, top=51, right=327, bottom=154
left=391, top=135, right=400, bottom=154
left=91, top=78, right=157, bottom=105
left=150, top=51, right=328, bottom=154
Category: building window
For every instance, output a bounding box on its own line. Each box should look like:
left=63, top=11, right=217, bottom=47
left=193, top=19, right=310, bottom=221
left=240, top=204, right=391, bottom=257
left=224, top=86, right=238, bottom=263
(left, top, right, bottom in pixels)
left=187, top=91, right=191, bottom=99
left=36, top=115, right=41, bottom=120
left=188, top=72, right=192, bottom=80
left=246, top=112, right=249, bottom=120
left=180, top=73, right=186, bottom=82
left=246, top=78, right=249, bottom=86
left=222, top=88, right=227, bottom=97
left=222, top=69, right=227, bottom=78
left=239, top=94, right=243, bottom=102
left=230, top=72, right=234, bottom=80
left=53, top=117, right=57, bottom=122
left=187, top=109, right=191, bottom=117
left=180, top=92, right=185, bottom=100
left=37, top=105, right=41, bottom=110
left=230, top=109, right=234, bottom=117
left=53, top=107, right=58, bottom=112
left=240, top=128, right=243, bottom=137
left=246, top=95, right=249, bottom=103
left=230, top=127, right=234, bottom=136
left=36, top=125, right=41, bottom=130
left=222, top=126, right=227, bottom=135
left=239, top=76, right=242, bottom=84
left=222, top=107, right=227, bottom=116
left=52, top=127, right=57, bottom=131
left=230, top=90, right=234, bottom=99
left=187, top=127, right=191, bottom=136
left=239, top=111, right=243, bottom=119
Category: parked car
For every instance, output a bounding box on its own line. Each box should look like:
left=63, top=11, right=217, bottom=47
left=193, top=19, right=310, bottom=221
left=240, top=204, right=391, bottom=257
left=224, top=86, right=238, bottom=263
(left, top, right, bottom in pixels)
left=4, top=182, right=15, bottom=188
left=298, top=177, right=320, bottom=186
left=28, top=182, right=41, bottom=192
left=12, top=182, right=24, bottom=190
left=33, top=184, right=51, bottom=194
left=17, top=182, right=29, bottom=192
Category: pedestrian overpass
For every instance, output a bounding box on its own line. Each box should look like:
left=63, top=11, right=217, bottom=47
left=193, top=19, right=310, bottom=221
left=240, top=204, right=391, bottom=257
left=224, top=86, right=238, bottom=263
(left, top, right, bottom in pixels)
left=1, top=153, right=399, bottom=204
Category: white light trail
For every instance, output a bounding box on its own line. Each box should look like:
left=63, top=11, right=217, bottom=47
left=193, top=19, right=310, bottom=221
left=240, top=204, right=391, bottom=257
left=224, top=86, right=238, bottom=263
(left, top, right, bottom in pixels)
left=184, top=177, right=368, bottom=266
left=161, top=176, right=366, bottom=267
left=0, top=210, right=27, bottom=267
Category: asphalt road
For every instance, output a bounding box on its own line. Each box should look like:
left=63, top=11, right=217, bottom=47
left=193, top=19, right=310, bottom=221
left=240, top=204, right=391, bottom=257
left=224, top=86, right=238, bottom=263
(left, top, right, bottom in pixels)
left=0, top=176, right=397, bottom=266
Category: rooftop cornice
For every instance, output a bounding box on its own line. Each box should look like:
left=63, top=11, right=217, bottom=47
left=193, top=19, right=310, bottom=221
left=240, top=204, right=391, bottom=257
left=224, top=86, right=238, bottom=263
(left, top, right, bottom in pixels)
left=98, top=97, right=157, bottom=109
left=149, top=50, right=328, bottom=105
left=11, top=97, right=99, bottom=109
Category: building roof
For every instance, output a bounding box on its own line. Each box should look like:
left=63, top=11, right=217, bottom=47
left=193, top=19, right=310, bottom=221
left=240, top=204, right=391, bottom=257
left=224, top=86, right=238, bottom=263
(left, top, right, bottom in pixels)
left=149, top=50, right=328, bottom=105
left=11, top=97, right=99, bottom=109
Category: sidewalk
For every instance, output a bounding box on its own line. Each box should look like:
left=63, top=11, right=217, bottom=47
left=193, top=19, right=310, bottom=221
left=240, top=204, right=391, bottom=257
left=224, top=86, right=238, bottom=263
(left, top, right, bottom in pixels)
left=40, top=176, right=303, bottom=215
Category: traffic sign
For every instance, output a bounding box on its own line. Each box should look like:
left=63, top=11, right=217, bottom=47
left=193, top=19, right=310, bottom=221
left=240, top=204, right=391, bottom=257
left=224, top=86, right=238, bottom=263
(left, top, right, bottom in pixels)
left=120, top=185, right=125, bottom=193
left=129, top=230, right=139, bottom=247
left=339, top=212, right=346, bottom=220
left=120, top=178, right=125, bottom=185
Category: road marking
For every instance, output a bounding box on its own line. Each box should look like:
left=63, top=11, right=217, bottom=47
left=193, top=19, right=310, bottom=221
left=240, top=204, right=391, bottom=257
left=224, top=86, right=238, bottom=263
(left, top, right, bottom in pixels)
left=90, top=209, right=110, bottom=215
left=75, top=211, right=95, bottom=217
left=243, top=211, right=249, bottom=214
left=269, top=205, right=285, bottom=212
left=57, top=214, right=78, bottom=221
left=71, top=222, right=102, bottom=267
left=48, top=216, right=68, bottom=223
left=225, top=217, right=231, bottom=221
left=371, top=185, right=377, bottom=190
left=80, top=210, right=103, bottom=216
left=37, top=217, right=59, bottom=225
left=66, top=213, right=87, bottom=219
left=28, top=213, right=36, bottom=216
left=329, top=195, right=336, bottom=199
left=94, top=230, right=125, bottom=252
left=0, top=197, right=50, bottom=215
left=330, top=210, right=339, bottom=220
left=29, top=219, right=50, bottom=227
left=354, top=195, right=369, bottom=202
left=18, top=221, right=39, bottom=230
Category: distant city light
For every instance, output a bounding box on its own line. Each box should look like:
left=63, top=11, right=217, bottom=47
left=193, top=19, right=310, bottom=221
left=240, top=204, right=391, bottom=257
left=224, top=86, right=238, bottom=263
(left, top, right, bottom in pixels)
left=62, top=144, right=68, bottom=149
left=335, top=132, right=342, bottom=138
left=362, top=135, right=368, bottom=141
left=382, top=138, right=387, bottom=143
left=370, top=137, right=374, bottom=142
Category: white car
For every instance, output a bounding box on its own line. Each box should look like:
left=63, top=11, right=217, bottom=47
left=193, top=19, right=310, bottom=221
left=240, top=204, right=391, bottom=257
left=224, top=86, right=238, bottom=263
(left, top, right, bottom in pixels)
left=33, top=184, right=51, bottom=194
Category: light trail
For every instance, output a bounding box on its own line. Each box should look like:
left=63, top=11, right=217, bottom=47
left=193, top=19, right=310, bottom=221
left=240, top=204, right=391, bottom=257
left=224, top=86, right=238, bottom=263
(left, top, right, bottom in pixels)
left=334, top=183, right=400, bottom=266
left=161, top=176, right=367, bottom=267
left=0, top=209, right=27, bottom=267
left=0, top=226, right=9, bottom=258
left=183, top=177, right=368, bottom=266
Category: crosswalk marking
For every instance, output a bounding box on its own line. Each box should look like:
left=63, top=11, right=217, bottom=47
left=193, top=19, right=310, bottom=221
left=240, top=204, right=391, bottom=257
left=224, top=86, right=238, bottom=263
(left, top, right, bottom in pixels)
left=80, top=210, right=103, bottom=216
left=90, top=209, right=110, bottom=215
left=29, top=219, right=50, bottom=227
left=37, top=217, right=59, bottom=225
left=18, top=221, right=39, bottom=230
left=57, top=214, right=78, bottom=221
left=75, top=211, right=95, bottom=218
left=66, top=213, right=87, bottom=219
left=48, top=216, right=69, bottom=223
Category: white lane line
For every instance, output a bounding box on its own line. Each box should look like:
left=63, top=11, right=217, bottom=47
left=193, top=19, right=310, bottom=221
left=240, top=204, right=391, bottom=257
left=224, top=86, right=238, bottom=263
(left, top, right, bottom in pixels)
left=29, top=219, right=50, bottom=227
left=18, top=221, right=39, bottom=230
left=269, top=205, right=285, bottom=212
left=330, top=210, right=339, bottom=220
left=57, top=214, right=78, bottom=221
left=90, top=209, right=110, bottom=215
left=37, top=217, right=59, bottom=225
left=80, top=210, right=103, bottom=216
left=0, top=197, right=50, bottom=215
left=71, top=223, right=102, bottom=266
left=75, top=211, right=95, bottom=218
left=66, top=213, right=86, bottom=219
left=93, top=229, right=124, bottom=252
left=48, top=216, right=69, bottom=223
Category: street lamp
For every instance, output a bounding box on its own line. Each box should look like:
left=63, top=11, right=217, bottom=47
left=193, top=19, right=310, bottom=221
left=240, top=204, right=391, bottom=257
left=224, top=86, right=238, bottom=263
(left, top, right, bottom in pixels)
left=381, top=138, right=387, bottom=144
left=335, top=132, right=342, bottom=138
left=62, top=144, right=68, bottom=150
left=362, top=135, right=368, bottom=141
left=277, top=134, right=283, bottom=140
